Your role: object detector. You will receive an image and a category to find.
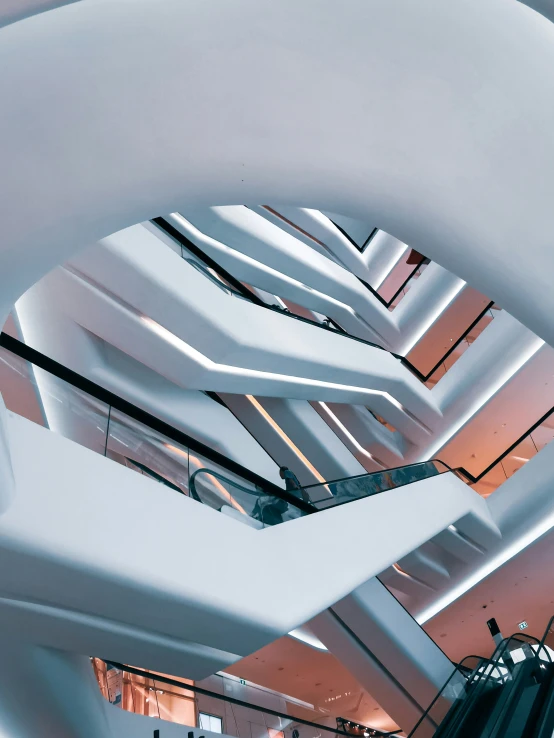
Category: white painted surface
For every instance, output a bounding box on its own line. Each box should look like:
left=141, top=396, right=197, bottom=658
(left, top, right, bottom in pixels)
left=1, top=0, right=554, bottom=350
left=15, top=287, right=283, bottom=484
left=413, top=441, right=554, bottom=623
left=0, top=409, right=493, bottom=677
left=312, top=579, right=458, bottom=733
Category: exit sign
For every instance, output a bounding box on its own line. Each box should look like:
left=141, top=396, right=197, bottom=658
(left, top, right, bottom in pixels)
left=518, top=621, right=528, bottom=631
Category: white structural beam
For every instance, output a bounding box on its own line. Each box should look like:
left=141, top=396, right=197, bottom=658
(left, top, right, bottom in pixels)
left=312, top=579, right=459, bottom=734
left=0, top=408, right=494, bottom=677
left=44, top=225, right=441, bottom=436
left=0, top=0, right=553, bottom=348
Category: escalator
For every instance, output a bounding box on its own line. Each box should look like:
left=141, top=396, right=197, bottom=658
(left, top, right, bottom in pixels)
left=408, top=624, right=554, bottom=738
left=189, top=459, right=464, bottom=527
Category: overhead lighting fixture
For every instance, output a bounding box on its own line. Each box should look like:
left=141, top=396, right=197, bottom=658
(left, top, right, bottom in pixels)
left=245, top=396, right=326, bottom=484
left=317, top=402, right=385, bottom=468
left=417, top=505, right=554, bottom=623
left=140, top=315, right=410, bottom=411
left=288, top=628, right=328, bottom=651
left=420, top=336, right=545, bottom=459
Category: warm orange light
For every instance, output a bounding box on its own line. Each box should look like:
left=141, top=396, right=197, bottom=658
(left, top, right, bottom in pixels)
left=245, top=395, right=327, bottom=484
left=163, top=443, right=247, bottom=515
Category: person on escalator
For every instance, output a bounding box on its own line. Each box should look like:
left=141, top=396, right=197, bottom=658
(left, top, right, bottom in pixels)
left=251, top=493, right=289, bottom=526
left=279, top=466, right=310, bottom=502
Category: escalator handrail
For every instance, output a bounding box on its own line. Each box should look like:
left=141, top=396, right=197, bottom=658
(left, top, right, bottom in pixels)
left=408, top=635, right=553, bottom=738
left=300, top=458, right=462, bottom=491
left=154, top=216, right=490, bottom=384
left=0, top=332, right=285, bottom=499
left=189, top=467, right=315, bottom=514
left=406, top=654, right=492, bottom=738
left=539, top=615, right=554, bottom=655
left=189, top=461, right=469, bottom=521
left=153, top=218, right=554, bottom=491
left=474, top=633, right=552, bottom=738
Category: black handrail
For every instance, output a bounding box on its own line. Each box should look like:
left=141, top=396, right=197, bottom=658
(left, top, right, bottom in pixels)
left=1, top=324, right=550, bottom=500
left=155, top=216, right=495, bottom=384
left=539, top=615, right=554, bottom=655
left=152, top=217, right=265, bottom=306
left=301, top=216, right=420, bottom=307
left=153, top=217, right=388, bottom=353
left=329, top=218, right=378, bottom=254
left=0, top=332, right=284, bottom=498
left=103, top=661, right=400, bottom=737
left=467, top=404, right=554, bottom=483
left=413, top=300, right=495, bottom=382
left=189, top=468, right=313, bottom=514
left=406, top=654, right=490, bottom=738
left=299, top=459, right=454, bottom=491
left=188, top=461, right=466, bottom=520
left=408, top=633, right=552, bottom=738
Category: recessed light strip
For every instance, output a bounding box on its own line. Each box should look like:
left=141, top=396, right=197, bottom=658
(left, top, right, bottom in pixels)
left=245, top=395, right=327, bottom=484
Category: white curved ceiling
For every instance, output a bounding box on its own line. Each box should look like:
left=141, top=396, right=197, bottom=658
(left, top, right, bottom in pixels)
left=1, top=0, right=554, bottom=350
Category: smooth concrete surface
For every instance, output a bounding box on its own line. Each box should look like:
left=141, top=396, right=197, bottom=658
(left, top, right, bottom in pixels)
left=312, top=579, right=458, bottom=733
left=1, top=0, right=554, bottom=350
left=0, top=0, right=77, bottom=28
left=178, top=206, right=401, bottom=349
left=0, top=409, right=495, bottom=678
left=398, top=441, right=554, bottom=623
left=14, top=289, right=283, bottom=485
left=0, top=639, right=228, bottom=738
left=0, top=396, right=14, bottom=514
left=521, top=0, right=554, bottom=22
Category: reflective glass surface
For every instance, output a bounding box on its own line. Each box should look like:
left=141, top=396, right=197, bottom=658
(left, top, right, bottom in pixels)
left=303, top=460, right=453, bottom=509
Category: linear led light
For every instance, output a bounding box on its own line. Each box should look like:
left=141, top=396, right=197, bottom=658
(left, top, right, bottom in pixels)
left=164, top=444, right=247, bottom=515
left=372, top=242, right=410, bottom=291
left=171, top=213, right=371, bottom=321
left=317, top=402, right=385, bottom=468
left=399, top=279, right=466, bottom=355
left=421, top=336, right=545, bottom=460
left=140, top=315, right=410, bottom=413
left=245, top=395, right=327, bottom=484
left=288, top=628, right=328, bottom=651
left=416, top=506, right=554, bottom=623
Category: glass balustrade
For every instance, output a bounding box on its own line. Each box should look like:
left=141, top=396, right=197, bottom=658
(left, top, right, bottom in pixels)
left=92, top=660, right=397, bottom=738
left=301, top=460, right=460, bottom=510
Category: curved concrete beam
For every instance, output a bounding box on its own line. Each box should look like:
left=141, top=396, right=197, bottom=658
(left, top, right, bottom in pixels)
left=520, top=0, right=554, bottom=23
left=0, top=0, right=554, bottom=349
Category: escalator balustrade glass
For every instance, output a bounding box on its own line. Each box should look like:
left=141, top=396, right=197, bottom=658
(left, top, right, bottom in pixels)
left=189, top=469, right=307, bottom=528
left=302, top=460, right=461, bottom=509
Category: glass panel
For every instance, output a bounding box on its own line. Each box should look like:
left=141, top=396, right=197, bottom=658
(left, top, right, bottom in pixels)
left=304, top=461, right=452, bottom=509
left=408, top=657, right=485, bottom=738
left=0, top=346, right=48, bottom=427
left=106, top=408, right=190, bottom=496
left=0, top=345, right=110, bottom=454
left=200, top=713, right=224, bottom=733
left=377, top=251, right=428, bottom=308
left=470, top=464, right=508, bottom=498
left=425, top=306, right=500, bottom=388
left=499, top=436, right=538, bottom=479
left=470, top=410, right=554, bottom=498
left=190, top=468, right=306, bottom=528
left=529, top=415, right=554, bottom=452
left=0, top=344, right=306, bottom=525
left=93, top=662, right=391, bottom=738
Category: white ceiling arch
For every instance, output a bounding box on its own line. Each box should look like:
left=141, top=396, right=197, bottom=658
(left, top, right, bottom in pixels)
left=0, top=0, right=554, bottom=347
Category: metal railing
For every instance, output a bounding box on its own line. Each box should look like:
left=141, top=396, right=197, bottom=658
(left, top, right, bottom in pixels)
left=100, top=661, right=400, bottom=738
